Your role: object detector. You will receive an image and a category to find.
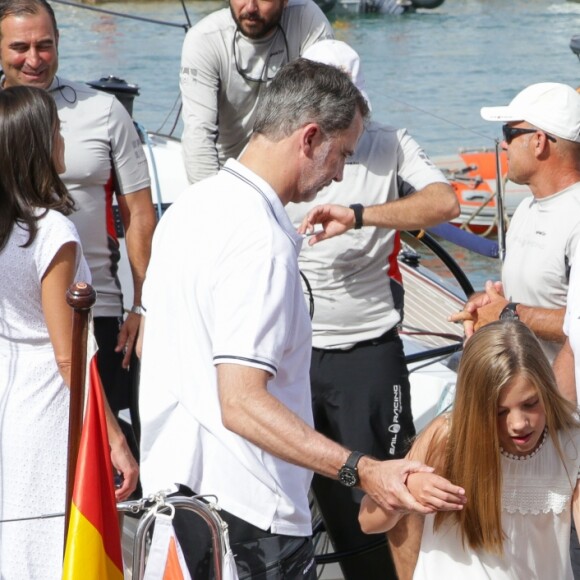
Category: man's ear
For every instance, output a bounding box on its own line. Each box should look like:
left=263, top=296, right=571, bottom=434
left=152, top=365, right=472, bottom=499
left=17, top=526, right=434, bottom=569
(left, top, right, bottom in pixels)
left=534, top=132, right=551, bottom=160
left=301, top=123, right=323, bottom=158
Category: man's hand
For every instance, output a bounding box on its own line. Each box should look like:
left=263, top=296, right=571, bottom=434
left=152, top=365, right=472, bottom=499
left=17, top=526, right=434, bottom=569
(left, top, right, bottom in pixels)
left=449, top=281, right=504, bottom=339
left=110, top=436, right=139, bottom=501
left=115, top=312, right=141, bottom=368
left=358, top=457, right=438, bottom=515
left=298, top=203, right=356, bottom=245
left=406, top=472, right=466, bottom=512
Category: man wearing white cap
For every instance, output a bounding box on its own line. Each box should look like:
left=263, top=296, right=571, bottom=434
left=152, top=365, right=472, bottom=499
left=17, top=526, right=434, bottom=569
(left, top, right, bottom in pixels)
left=287, top=40, right=459, bottom=580
left=451, top=83, right=580, bottom=365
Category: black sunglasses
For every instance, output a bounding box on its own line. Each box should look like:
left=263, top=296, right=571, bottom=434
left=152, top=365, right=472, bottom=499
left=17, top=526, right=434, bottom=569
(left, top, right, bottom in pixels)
left=232, top=25, right=289, bottom=84
left=502, top=124, right=557, bottom=144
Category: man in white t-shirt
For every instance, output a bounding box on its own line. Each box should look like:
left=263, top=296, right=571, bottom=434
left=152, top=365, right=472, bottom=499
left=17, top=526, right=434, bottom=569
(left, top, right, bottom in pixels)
left=450, top=83, right=580, bottom=363
left=0, top=0, right=157, bottom=449
left=179, top=0, right=333, bottom=184
left=447, top=83, right=580, bottom=577
left=290, top=40, right=459, bottom=580
left=555, top=242, right=580, bottom=405
left=140, top=59, right=466, bottom=579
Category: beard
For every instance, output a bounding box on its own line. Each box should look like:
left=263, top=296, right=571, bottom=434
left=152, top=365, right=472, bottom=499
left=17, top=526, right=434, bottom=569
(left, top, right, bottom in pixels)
left=296, top=141, right=335, bottom=202
left=230, top=3, right=284, bottom=39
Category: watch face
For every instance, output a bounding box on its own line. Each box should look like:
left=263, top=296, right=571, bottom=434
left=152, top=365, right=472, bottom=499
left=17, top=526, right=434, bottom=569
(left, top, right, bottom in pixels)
left=338, top=467, right=358, bottom=487
left=500, top=304, right=519, bottom=321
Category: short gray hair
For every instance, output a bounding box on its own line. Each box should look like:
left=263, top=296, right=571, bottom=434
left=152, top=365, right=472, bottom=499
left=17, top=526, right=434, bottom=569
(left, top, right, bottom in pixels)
left=253, top=58, right=369, bottom=140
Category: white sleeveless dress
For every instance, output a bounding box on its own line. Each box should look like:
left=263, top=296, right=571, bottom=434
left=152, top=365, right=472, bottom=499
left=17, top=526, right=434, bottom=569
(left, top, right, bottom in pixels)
left=414, top=429, right=580, bottom=579
left=0, top=210, right=90, bottom=579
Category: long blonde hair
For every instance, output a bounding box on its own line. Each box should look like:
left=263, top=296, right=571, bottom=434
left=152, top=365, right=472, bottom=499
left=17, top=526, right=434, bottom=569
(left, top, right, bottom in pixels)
left=431, top=320, right=579, bottom=554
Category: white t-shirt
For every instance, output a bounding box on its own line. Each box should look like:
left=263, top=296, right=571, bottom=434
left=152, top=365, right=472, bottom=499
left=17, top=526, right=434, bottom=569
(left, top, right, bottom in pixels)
left=50, top=77, right=151, bottom=317
left=139, top=159, right=314, bottom=535
left=502, top=183, right=580, bottom=361
left=180, top=0, right=333, bottom=184
left=563, top=237, right=580, bottom=400
left=285, top=122, right=448, bottom=349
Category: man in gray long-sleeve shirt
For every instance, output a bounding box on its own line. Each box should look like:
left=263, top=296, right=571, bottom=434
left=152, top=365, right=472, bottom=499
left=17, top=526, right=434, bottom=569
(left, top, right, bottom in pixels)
left=180, top=0, right=333, bottom=184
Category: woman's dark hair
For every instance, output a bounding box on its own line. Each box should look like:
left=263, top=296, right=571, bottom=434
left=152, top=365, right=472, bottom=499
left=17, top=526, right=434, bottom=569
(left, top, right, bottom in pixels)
left=0, top=86, right=73, bottom=251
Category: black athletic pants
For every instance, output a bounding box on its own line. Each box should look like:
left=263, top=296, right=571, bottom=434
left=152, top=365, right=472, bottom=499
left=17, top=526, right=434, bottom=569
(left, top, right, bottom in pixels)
left=93, top=316, right=140, bottom=458
left=310, top=328, right=415, bottom=580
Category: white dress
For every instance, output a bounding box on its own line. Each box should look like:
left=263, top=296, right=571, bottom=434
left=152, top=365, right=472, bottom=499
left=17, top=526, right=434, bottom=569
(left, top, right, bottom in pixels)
left=0, top=210, right=90, bottom=580
left=414, top=429, right=580, bottom=579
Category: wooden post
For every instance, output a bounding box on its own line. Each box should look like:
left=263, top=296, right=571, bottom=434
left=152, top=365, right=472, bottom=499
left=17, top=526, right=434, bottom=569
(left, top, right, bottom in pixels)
left=64, top=281, right=97, bottom=551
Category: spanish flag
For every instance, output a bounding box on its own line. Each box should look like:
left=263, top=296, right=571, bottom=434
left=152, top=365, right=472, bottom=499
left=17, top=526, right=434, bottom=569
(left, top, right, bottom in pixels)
left=62, top=356, right=123, bottom=579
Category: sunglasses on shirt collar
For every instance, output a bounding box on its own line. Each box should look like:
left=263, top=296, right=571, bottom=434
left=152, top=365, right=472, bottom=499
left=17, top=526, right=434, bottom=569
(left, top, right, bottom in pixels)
left=501, top=124, right=557, bottom=144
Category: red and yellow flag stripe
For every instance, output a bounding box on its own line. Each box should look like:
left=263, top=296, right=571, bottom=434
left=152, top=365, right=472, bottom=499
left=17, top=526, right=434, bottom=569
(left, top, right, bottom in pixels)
left=62, top=356, right=123, bottom=579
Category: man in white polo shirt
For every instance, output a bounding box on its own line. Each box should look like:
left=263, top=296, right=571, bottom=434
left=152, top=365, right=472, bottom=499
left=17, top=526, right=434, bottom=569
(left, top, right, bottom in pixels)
left=139, top=59, right=466, bottom=578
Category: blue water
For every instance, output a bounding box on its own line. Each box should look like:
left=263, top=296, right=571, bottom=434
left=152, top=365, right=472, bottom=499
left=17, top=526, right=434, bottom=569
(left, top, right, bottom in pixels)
left=53, top=0, right=580, bottom=288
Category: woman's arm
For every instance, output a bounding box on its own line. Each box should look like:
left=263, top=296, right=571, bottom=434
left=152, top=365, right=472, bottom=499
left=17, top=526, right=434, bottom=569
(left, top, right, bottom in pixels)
left=42, top=242, right=78, bottom=385
left=42, top=242, right=138, bottom=499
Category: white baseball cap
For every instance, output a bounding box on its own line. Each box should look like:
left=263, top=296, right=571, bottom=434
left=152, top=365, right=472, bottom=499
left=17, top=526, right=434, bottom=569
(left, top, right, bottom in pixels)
left=480, top=82, right=580, bottom=143
left=302, top=40, right=372, bottom=111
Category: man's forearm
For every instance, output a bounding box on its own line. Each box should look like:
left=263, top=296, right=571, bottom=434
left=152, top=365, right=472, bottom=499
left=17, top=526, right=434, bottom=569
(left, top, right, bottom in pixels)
left=118, top=189, right=156, bottom=306
left=218, top=364, right=350, bottom=479
left=362, top=183, right=459, bottom=230
left=553, top=338, right=577, bottom=403
left=517, top=304, right=566, bottom=343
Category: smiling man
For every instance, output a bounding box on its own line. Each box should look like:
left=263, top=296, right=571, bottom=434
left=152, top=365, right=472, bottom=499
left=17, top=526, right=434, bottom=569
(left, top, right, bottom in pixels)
left=0, top=0, right=157, bottom=453
left=179, top=0, right=333, bottom=184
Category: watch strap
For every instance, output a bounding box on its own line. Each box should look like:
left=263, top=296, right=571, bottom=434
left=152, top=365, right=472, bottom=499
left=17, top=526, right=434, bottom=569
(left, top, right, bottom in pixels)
left=349, top=203, right=364, bottom=230
left=499, top=302, right=519, bottom=320
left=344, top=450, right=365, bottom=470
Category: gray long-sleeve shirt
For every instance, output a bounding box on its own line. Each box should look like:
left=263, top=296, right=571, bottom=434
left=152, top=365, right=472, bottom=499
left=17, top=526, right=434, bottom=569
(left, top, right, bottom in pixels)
left=180, top=0, right=333, bottom=184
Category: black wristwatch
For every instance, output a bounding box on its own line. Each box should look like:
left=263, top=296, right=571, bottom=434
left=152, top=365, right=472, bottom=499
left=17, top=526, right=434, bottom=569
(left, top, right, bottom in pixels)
left=338, top=451, right=365, bottom=487
left=349, top=204, right=364, bottom=230
left=499, top=302, right=520, bottom=321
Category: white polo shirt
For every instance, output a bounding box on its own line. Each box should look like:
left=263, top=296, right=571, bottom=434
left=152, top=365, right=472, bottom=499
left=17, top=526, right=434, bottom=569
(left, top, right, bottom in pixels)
left=139, top=159, right=313, bottom=535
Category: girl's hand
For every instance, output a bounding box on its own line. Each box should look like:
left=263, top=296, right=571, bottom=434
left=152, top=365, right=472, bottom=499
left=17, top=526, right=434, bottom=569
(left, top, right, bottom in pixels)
left=407, top=472, right=466, bottom=511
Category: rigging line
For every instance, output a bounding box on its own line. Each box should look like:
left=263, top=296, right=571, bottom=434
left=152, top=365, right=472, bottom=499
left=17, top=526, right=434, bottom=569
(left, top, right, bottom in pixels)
left=0, top=512, right=64, bottom=523
left=386, top=95, right=497, bottom=143
left=179, top=0, right=192, bottom=30
left=50, top=0, right=190, bottom=32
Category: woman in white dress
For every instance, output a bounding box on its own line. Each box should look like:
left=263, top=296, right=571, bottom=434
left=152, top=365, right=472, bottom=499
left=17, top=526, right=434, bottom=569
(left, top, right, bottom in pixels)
left=359, top=320, right=580, bottom=579
left=0, top=86, right=138, bottom=579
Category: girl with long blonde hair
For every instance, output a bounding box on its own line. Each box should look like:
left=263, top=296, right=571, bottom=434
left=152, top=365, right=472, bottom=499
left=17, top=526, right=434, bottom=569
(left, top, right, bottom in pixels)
left=359, top=320, right=580, bottom=579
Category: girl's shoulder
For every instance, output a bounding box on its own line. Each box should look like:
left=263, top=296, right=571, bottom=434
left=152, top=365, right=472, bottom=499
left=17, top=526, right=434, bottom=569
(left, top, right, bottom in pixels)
left=408, top=413, right=450, bottom=463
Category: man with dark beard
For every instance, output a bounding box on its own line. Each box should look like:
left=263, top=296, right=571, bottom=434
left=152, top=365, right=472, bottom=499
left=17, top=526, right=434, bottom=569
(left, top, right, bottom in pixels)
left=179, top=0, right=333, bottom=184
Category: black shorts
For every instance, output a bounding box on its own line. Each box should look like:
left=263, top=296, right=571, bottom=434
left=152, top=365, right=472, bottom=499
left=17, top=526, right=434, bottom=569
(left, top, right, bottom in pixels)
left=310, top=327, right=415, bottom=461
left=93, top=316, right=132, bottom=413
